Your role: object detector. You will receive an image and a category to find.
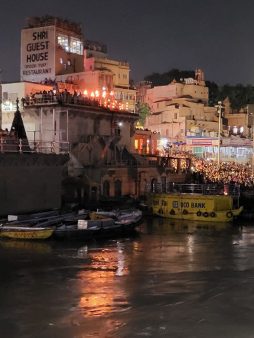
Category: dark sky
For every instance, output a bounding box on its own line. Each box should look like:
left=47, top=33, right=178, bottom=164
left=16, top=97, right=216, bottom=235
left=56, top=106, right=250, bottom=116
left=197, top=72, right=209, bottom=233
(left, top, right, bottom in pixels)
left=1, top=0, right=254, bottom=85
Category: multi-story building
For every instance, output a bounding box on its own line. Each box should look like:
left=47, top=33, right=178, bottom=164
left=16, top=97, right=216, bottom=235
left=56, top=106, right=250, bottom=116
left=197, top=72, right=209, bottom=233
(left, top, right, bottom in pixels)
left=143, top=70, right=253, bottom=163
left=20, top=16, right=84, bottom=83
left=144, top=70, right=219, bottom=152
left=56, top=40, right=136, bottom=112
left=20, top=16, right=136, bottom=112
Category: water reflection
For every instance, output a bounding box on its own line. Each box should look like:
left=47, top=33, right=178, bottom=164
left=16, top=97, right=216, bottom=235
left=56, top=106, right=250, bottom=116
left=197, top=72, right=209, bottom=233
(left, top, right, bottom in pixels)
left=76, top=241, right=136, bottom=318
left=0, top=239, right=52, bottom=253
left=1, top=217, right=254, bottom=338
left=144, top=217, right=235, bottom=234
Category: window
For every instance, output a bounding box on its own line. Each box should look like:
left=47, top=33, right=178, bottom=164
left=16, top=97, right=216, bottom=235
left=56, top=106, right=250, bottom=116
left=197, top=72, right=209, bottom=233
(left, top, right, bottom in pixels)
left=57, top=35, right=83, bottom=55
left=69, top=37, right=83, bottom=55
left=57, top=34, right=69, bottom=51
left=59, top=58, right=63, bottom=64
left=67, top=59, right=71, bottom=66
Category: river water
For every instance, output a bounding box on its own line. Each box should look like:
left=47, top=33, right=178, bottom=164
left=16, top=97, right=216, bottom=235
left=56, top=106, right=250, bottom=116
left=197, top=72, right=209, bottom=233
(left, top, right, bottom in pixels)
left=1, top=217, right=254, bottom=338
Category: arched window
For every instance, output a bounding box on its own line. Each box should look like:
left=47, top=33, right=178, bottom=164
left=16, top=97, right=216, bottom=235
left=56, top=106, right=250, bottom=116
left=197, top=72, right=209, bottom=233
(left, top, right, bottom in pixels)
left=103, top=180, right=110, bottom=197
left=114, top=179, right=122, bottom=197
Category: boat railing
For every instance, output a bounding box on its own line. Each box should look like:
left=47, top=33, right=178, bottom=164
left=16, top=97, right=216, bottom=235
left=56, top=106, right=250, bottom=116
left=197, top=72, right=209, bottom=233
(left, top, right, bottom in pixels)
left=146, top=183, right=240, bottom=198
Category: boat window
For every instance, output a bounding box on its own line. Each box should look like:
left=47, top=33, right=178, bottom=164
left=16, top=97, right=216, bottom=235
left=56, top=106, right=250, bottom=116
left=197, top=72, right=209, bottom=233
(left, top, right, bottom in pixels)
left=161, top=200, right=168, bottom=206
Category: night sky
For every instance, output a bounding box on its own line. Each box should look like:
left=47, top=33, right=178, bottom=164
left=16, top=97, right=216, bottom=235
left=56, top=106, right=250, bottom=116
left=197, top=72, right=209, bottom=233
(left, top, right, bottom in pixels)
left=1, top=0, right=254, bottom=85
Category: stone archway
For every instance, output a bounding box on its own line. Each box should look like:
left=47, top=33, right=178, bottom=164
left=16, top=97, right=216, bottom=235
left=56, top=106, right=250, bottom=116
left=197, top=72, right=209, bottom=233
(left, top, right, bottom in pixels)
left=103, top=180, right=110, bottom=197
left=151, top=178, right=157, bottom=193
left=114, top=179, right=122, bottom=197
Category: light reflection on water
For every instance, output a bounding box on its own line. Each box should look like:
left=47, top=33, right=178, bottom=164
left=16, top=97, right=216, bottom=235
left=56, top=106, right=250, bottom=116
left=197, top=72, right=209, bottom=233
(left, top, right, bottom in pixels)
left=1, top=217, right=254, bottom=337
left=77, top=243, right=131, bottom=318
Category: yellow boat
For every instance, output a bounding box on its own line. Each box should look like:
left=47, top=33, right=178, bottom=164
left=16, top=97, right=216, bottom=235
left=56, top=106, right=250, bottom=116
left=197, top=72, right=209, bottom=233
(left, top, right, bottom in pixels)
left=0, top=226, right=54, bottom=240
left=146, top=184, right=243, bottom=223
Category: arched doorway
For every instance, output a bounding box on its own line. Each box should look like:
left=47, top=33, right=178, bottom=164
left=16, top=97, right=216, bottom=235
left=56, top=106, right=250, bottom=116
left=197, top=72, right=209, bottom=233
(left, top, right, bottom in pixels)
left=114, top=179, right=122, bottom=197
left=103, top=180, right=110, bottom=197
left=151, top=178, right=157, bottom=193
left=161, top=176, right=166, bottom=193
left=91, top=186, right=97, bottom=201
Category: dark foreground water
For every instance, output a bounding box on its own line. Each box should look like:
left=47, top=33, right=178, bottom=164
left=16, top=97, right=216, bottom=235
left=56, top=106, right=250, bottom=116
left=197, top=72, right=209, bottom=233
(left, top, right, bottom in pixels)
left=1, top=217, right=254, bottom=338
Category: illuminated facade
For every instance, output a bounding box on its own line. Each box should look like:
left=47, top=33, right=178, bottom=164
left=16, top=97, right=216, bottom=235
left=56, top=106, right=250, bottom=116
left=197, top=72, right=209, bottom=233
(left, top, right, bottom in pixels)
left=144, top=70, right=218, bottom=153
left=56, top=40, right=136, bottom=112
left=134, top=128, right=160, bottom=155
left=20, top=17, right=136, bottom=112
left=144, top=69, right=208, bottom=111
left=83, top=40, right=136, bottom=112
left=1, top=82, right=53, bottom=133
left=20, top=16, right=84, bottom=83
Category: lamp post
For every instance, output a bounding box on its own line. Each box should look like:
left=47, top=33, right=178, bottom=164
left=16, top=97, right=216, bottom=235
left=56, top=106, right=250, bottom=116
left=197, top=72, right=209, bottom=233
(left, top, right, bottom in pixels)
left=216, top=101, right=223, bottom=165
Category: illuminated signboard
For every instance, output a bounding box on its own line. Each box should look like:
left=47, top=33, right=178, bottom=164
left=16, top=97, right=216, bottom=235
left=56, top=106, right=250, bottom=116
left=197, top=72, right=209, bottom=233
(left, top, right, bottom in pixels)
left=20, top=26, right=55, bottom=82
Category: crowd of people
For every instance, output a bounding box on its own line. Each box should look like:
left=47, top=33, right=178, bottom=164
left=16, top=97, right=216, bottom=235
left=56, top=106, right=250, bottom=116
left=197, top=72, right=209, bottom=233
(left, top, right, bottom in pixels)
left=170, top=149, right=254, bottom=188
left=22, top=89, right=102, bottom=108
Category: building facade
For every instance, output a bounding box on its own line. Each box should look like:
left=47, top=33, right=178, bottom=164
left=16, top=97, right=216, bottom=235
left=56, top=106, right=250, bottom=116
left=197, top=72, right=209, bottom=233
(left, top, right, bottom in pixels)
left=144, top=70, right=219, bottom=154
left=20, top=16, right=84, bottom=83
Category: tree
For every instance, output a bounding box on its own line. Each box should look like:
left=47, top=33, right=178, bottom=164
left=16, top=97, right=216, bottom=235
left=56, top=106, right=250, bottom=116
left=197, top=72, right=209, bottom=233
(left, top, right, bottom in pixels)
left=136, top=103, right=151, bottom=127
left=144, top=69, right=195, bottom=87
left=205, top=81, right=219, bottom=106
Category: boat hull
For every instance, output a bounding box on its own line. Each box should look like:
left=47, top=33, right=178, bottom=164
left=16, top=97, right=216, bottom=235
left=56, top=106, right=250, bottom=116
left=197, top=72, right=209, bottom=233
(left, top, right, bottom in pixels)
left=0, top=227, right=54, bottom=240
left=53, top=217, right=141, bottom=240
left=148, top=193, right=243, bottom=223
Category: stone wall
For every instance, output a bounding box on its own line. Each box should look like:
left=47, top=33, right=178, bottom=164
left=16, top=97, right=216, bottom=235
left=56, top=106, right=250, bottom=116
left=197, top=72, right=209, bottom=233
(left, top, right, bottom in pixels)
left=0, top=153, right=68, bottom=216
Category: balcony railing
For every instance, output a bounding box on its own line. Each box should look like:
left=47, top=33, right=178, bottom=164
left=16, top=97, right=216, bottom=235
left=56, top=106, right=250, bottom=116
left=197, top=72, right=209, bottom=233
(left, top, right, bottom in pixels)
left=0, top=137, right=70, bottom=154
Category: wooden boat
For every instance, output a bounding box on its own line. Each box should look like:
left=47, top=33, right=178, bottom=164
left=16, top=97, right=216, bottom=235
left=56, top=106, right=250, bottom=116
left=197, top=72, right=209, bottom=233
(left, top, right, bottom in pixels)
left=0, top=226, right=54, bottom=240
left=53, top=212, right=142, bottom=240
left=6, top=210, right=89, bottom=226
left=90, top=208, right=143, bottom=223
left=146, top=184, right=243, bottom=223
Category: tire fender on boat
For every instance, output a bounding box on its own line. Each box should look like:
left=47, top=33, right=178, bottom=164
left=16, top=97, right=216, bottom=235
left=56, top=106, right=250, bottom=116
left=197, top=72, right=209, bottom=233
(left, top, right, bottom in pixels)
left=210, top=212, right=216, bottom=218
left=203, top=212, right=209, bottom=217
left=226, top=211, right=233, bottom=218
left=182, top=209, right=188, bottom=215
left=196, top=211, right=202, bottom=217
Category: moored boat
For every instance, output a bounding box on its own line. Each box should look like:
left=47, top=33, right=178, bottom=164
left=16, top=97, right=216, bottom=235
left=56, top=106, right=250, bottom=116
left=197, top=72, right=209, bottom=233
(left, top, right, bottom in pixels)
left=90, top=208, right=143, bottom=223
left=0, top=226, right=54, bottom=240
left=53, top=211, right=142, bottom=240
left=146, top=183, right=243, bottom=223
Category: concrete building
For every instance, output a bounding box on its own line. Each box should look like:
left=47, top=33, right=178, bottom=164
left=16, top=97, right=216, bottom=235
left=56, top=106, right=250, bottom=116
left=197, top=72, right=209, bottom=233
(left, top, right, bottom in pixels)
left=21, top=16, right=84, bottom=83
left=0, top=15, right=190, bottom=208
left=15, top=97, right=186, bottom=205
left=20, top=15, right=136, bottom=113
left=144, top=70, right=220, bottom=154
left=1, top=82, right=53, bottom=135
left=144, top=69, right=208, bottom=112
left=56, top=40, right=136, bottom=112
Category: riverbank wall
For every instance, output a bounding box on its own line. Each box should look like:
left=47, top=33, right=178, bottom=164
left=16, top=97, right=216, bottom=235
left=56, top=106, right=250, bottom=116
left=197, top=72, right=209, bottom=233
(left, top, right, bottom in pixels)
left=0, top=153, right=69, bottom=216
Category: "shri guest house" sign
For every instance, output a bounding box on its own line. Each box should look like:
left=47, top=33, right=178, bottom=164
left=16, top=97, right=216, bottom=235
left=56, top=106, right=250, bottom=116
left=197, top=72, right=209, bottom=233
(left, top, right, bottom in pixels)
left=20, top=26, right=55, bottom=83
